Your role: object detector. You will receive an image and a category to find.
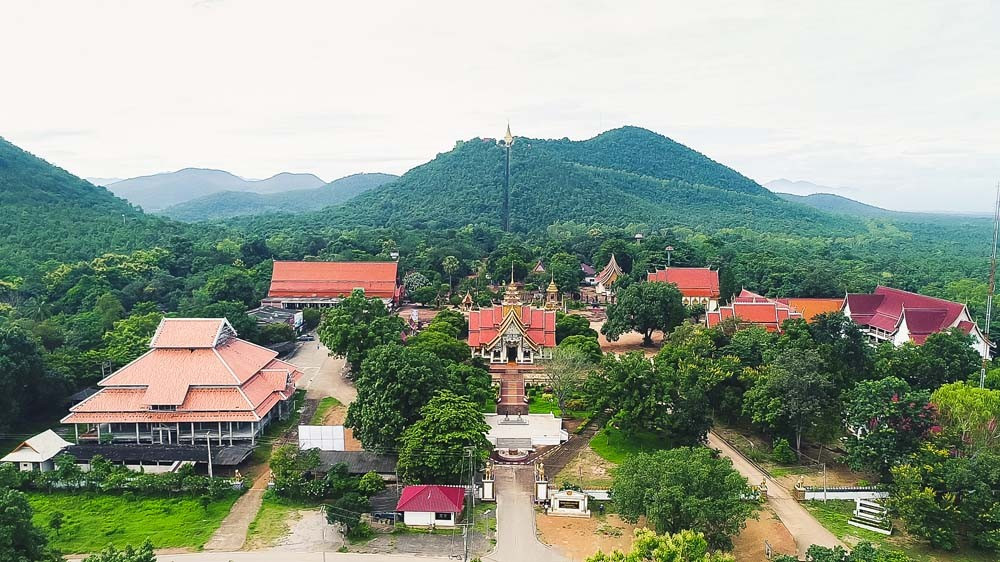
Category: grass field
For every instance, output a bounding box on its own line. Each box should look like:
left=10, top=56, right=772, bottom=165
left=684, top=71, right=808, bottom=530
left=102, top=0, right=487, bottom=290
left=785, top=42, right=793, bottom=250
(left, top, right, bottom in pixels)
left=245, top=494, right=321, bottom=549
left=309, top=396, right=342, bottom=425
left=804, top=500, right=996, bottom=562
left=589, top=427, right=669, bottom=464
left=526, top=389, right=588, bottom=419
left=27, top=491, right=240, bottom=554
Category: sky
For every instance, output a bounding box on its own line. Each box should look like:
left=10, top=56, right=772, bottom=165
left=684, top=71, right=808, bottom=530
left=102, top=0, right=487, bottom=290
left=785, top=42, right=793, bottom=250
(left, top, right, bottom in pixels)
left=2, top=1, right=998, bottom=213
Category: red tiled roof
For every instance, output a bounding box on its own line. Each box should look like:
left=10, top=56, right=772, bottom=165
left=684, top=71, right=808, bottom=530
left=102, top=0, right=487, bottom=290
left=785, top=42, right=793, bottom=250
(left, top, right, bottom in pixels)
left=581, top=263, right=596, bottom=276
left=845, top=286, right=976, bottom=343
left=647, top=267, right=720, bottom=298
left=468, top=305, right=556, bottom=348
left=396, top=485, right=465, bottom=513
left=706, top=290, right=802, bottom=332
left=268, top=261, right=398, bottom=299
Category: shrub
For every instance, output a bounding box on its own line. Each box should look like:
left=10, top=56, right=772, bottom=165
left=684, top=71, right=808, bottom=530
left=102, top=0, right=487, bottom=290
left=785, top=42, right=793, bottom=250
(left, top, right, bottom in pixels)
left=771, top=439, right=798, bottom=465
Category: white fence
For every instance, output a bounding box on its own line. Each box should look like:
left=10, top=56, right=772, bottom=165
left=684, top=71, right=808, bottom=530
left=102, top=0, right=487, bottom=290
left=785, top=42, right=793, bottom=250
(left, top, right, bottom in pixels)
left=802, top=486, right=887, bottom=501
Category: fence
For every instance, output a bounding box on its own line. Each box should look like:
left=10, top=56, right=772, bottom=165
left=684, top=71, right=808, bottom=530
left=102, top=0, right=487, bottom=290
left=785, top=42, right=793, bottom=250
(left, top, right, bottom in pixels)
left=800, top=485, right=887, bottom=501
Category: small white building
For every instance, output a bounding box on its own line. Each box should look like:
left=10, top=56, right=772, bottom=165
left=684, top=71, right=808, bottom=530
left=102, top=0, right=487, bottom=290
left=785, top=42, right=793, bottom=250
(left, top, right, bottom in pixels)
left=485, top=413, right=569, bottom=449
left=549, top=489, right=591, bottom=517
left=396, top=484, right=465, bottom=528
left=1, top=430, right=71, bottom=472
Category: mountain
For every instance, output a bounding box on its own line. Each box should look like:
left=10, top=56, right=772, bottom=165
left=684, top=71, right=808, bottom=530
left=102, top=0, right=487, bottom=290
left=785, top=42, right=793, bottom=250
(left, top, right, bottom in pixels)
left=160, top=172, right=399, bottom=221
left=763, top=178, right=849, bottom=197
left=532, top=126, right=770, bottom=196
left=85, top=177, right=123, bottom=186
left=0, top=137, right=181, bottom=276
left=776, top=192, right=902, bottom=219
left=284, top=128, right=860, bottom=236
left=108, top=168, right=326, bottom=211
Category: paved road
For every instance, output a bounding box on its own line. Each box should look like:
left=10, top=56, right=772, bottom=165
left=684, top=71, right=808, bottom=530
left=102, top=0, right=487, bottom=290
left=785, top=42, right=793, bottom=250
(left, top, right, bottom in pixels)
left=156, top=552, right=452, bottom=562
left=485, top=465, right=569, bottom=562
left=707, top=431, right=844, bottom=557
left=286, top=337, right=357, bottom=403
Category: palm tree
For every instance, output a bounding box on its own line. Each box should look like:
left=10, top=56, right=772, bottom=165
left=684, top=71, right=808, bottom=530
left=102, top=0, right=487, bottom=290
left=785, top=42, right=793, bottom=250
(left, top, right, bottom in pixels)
left=442, top=255, right=460, bottom=289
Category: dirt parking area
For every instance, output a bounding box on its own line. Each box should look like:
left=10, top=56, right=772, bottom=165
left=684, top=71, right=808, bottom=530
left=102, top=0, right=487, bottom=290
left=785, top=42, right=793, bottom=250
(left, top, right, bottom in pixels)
left=272, top=509, right=344, bottom=552
left=536, top=513, right=640, bottom=561
left=591, top=320, right=663, bottom=356
left=554, top=446, right=615, bottom=489
left=732, top=507, right=797, bottom=561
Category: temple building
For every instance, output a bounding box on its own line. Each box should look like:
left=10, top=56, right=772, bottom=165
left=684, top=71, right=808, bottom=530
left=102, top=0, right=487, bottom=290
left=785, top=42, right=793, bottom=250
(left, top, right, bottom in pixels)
left=63, top=318, right=303, bottom=445
left=263, top=261, right=401, bottom=309
left=706, top=289, right=803, bottom=332
left=647, top=267, right=721, bottom=311
left=843, top=286, right=988, bottom=357
left=595, top=254, right=623, bottom=298
left=467, top=276, right=556, bottom=365
left=545, top=275, right=561, bottom=310
left=776, top=298, right=845, bottom=322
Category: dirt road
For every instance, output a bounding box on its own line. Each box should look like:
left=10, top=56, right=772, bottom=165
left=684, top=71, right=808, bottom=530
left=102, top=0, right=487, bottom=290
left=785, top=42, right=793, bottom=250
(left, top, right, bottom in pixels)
left=707, top=431, right=844, bottom=557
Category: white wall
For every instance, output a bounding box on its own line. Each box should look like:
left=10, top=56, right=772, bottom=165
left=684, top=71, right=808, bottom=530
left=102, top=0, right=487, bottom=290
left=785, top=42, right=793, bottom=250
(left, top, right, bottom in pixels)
left=402, top=511, right=455, bottom=527
left=803, top=489, right=888, bottom=501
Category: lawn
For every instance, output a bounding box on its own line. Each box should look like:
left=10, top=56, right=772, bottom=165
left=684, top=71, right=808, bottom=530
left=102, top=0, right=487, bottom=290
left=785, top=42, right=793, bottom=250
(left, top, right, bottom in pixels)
left=27, top=491, right=240, bottom=554
left=804, top=500, right=996, bottom=562
left=308, top=396, right=342, bottom=425
left=526, top=388, right=589, bottom=419
left=245, top=493, right=321, bottom=549
left=589, top=427, right=669, bottom=464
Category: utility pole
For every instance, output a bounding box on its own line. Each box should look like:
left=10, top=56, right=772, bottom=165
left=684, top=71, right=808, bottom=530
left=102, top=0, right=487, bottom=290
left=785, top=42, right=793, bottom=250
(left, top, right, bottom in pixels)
left=982, top=183, right=1000, bottom=388
left=205, top=434, right=213, bottom=478
left=462, top=445, right=475, bottom=562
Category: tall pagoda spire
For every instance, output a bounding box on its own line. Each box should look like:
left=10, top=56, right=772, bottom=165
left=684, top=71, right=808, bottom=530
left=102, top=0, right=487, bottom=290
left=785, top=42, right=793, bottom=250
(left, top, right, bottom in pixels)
left=500, top=123, right=513, bottom=233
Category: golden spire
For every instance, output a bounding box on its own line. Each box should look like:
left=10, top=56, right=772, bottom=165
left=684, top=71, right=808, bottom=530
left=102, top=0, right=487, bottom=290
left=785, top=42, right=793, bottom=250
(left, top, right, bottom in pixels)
left=503, top=123, right=514, bottom=146
left=547, top=272, right=558, bottom=294
left=502, top=263, right=521, bottom=308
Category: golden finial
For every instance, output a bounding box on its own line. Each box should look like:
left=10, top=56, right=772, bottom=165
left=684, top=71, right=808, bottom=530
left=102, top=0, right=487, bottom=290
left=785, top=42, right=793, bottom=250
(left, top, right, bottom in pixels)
left=503, top=123, right=514, bottom=146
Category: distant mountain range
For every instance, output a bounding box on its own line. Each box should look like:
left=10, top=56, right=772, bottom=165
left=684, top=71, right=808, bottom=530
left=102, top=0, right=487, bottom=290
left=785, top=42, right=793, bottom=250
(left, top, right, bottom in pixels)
left=775, top=192, right=900, bottom=218
left=161, top=172, right=399, bottom=221
left=106, top=168, right=328, bottom=211
left=85, top=177, right=123, bottom=186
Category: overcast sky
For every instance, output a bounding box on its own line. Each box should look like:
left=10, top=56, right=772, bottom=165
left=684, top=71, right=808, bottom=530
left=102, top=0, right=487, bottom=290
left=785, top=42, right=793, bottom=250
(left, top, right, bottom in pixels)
left=2, top=1, right=998, bottom=212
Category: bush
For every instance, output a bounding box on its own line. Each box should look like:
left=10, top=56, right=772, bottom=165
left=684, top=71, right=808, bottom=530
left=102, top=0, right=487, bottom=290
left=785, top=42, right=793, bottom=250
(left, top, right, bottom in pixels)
left=347, top=521, right=376, bottom=541
left=771, top=439, right=798, bottom=465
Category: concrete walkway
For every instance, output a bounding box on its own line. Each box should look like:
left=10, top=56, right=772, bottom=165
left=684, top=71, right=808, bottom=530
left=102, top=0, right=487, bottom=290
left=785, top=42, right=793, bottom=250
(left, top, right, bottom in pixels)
left=707, top=431, right=844, bottom=557
left=485, top=465, right=569, bottom=562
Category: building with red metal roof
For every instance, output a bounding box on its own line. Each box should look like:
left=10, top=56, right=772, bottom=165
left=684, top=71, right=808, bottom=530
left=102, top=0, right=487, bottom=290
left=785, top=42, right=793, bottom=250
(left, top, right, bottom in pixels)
left=705, top=289, right=803, bottom=332
left=396, top=484, right=466, bottom=527
left=843, top=286, right=987, bottom=356
left=647, top=267, right=721, bottom=311
left=62, top=318, right=303, bottom=445
left=263, top=261, right=400, bottom=308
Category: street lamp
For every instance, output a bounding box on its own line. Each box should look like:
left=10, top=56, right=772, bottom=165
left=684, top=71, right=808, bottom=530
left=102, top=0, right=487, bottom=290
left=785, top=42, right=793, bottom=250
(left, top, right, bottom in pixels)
left=665, top=246, right=674, bottom=268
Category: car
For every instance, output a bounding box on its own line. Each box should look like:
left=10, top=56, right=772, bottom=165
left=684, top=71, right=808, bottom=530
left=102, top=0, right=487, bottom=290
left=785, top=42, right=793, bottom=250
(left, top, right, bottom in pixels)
left=296, top=334, right=315, bottom=341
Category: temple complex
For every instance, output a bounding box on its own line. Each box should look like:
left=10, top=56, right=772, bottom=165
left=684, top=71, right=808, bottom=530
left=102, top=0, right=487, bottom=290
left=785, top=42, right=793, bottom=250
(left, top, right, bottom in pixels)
left=467, top=274, right=556, bottom=365
left=706, top=289, right=804, bottom=332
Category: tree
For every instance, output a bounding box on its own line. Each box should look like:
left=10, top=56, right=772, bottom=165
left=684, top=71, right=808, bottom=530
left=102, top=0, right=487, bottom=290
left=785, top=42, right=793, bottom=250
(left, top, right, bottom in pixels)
left=317, top=290, right=405, bottom=372
left=612, top=447, right=756, bottom=550
left=774, top=542, right=911, bottom=562
left=548, top=252, right=583, bottom=296
left=441, top=255, right=460, bottom=288
left=82, top=540, right=156, bottom=562
left=181, top=300, right=260, bottom=343
left=585, top=352, right=670, bottom=437
left=930, top=382, right=1000, bottom=455
left=587, top=528, right=735, bottom=561
left=876, top=329, right=981, bottom=390
left=47, top=511, right=64, bottom=537
left=102, top=311, right=163, bottom=367
left=397, top=390, right=492, bottom=484
left=257, top=322, right=295, bottom=345
left=302, top=307, right=322, bottom=330
left=0, top=322, right=47, bottom=428
left=94, top=292, right=125, bottom=331
left=269, top=445, right=321, bottom=499
left=0, top=488, right=60, bottom=562
left=558, top=334, right=602, bottom=364
left=357, top=471, right=385, bottom=497
left=743, top=349, right=835, bottom=453
left=843, top=377, right=935, bottom=476
left=345, top=344, right=451, bottom=450
left=544, top=347, right=593, bottom=416
left=602, top=282, right=685, bottom=346
left=406, top=330, right=468, bottom=363
left=555, top=312, right=597, bottom=343
left=428, top=309, right=468, bottom=338
left=445, top=362, right=492, bottom=408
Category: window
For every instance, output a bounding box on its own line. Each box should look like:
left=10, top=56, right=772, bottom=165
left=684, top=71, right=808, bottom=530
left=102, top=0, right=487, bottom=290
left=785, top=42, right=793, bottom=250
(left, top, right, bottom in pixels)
left=434, top=512, right=452, bottom=521
left=150, top=405, right=177, bottom=411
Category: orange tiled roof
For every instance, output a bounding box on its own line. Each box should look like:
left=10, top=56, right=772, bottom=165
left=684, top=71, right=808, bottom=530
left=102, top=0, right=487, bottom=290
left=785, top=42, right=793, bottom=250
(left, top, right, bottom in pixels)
left=150, top=318, right=231, bottom=348
left=268, top=261, right=398, bottom=299
left=647, top=267, right=720, bottom=298
left=778, top=298, right=845, bottom=322
left=62, top=318, right=302, bottom=425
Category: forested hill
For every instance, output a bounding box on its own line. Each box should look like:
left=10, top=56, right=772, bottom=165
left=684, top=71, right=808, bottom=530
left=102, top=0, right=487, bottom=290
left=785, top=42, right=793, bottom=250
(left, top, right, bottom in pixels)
left=296, top=130, right=858, bottom=236
left=160, top=172, right=398, bottom=222
left=528, top=126, right=770, bottom=197
left=0, top=137, right=183, bottom=277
